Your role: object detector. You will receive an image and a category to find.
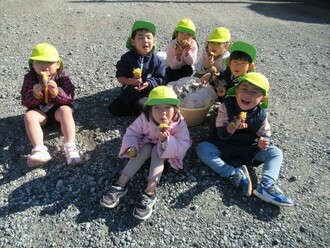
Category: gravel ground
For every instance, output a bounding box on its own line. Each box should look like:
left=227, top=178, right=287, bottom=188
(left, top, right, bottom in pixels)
left=0, top=0, right=329, bottom=247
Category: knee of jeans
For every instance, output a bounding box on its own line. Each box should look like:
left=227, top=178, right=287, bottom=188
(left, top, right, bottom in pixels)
left=196, top=142, right=218, bottom=161
left=270, top=146, right=283, bottom=158
left=196, top=142, right=205, bottom=156
left=196, top=142, right=212, bottom=154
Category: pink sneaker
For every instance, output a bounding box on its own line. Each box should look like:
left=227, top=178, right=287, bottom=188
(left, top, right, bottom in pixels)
left=27, top=146, right=52, bottom=167
left=64, top=144, right=81, bottom=165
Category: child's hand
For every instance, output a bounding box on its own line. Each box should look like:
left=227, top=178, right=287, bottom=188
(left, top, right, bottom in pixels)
left=132, top=77, right=142, bottom=85
left=258, top=137, right=269, bottom=151
left=184, top=42, right=192, bottom=55
left=48, top=80, right=58, bottom=95
left=204, top=54, right=214, bottom=69
left=33, top=84, right=43, bottom=97
left=233, top=115, right=248, bottom=129
left=134, top=82, right=149, bottom=91
left=217, top=88, right=226, bottom=97
left=128, top=147, right=138, bottom=158
left=159, top=129, right=170, bottom=142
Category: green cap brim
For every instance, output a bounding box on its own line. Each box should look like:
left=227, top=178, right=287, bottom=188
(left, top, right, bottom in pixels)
left=226, top=86, right=268, bottom=109
left=227, top=80, right=268, bottom=109
left=145, top=97, right=180, bottom=107
left=172, top=26, right=196, bottom=39
left=132, top=20, right=156, bottom=35
left=126, top=20, right=157, bottom=51
left=28, top=59, right=64, bottom=70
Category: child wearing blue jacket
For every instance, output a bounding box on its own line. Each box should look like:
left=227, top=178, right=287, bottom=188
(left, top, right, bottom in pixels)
left=109, top=20, right=165, bottom=116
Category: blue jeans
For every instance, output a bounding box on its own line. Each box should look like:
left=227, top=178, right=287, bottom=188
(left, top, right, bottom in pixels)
left=196, top=141, right=283, bottom=183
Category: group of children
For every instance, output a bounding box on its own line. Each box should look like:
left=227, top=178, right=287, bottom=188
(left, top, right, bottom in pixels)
left=21, top=18, right=294, bottom=221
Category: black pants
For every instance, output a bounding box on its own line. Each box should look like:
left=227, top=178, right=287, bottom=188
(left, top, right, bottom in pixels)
left=109, top=94, right=148, bottom=116
left=166, top=65, right=193, bottom=83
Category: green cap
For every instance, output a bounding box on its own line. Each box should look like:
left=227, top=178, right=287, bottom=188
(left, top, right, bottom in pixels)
left=28, top=43, right=63, bottom=70
left=145, top=86, right=180, bottom=106
left=227, top=72, right=269, bottom=109
left=126, top=20, right=157, bottom=50
left=230, top=41, right=257, bottom=62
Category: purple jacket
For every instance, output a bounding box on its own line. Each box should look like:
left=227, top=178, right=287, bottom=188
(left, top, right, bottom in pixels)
left=119, top=112, right=192, bottom=170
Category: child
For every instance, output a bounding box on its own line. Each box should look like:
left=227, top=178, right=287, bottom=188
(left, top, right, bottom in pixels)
left=101, top=86, right=191, bottom=220
left=108, top=20, right=166, bottom=116
left=201, top=41, right=256, bottom=102
left=195, top=27, right=231, bottom=77
left=196, top=72, right=294, bottom=207
left=21, top=43, right=81, bottom=167
left=165, top=18, right=198, bottom=83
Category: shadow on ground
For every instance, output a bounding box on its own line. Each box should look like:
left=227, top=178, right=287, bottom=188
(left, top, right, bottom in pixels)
left=0, top=88, right=281, bottom=234
left=69, top=0, right=330, bottom=24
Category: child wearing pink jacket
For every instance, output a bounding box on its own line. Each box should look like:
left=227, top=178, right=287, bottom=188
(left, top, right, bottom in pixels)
left=165, top=18, right=198, bottom=83
left=100, top=86, right=191, bottom=220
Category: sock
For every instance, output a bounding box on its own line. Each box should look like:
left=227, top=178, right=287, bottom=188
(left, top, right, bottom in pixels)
left=64, top=142, right=76, bottom=149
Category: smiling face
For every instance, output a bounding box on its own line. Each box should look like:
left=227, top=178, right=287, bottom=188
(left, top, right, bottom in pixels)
left=151, top=104, right=175, bottom=125
left=32, top=60, right=60, bottom=76
left=131, top=29, right=155, bottom=55
left=235, top=81, right=266, bottom=110
left=207, top=42, right=229, bottom=57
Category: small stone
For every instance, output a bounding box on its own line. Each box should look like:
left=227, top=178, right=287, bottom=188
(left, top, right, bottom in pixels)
left=288, top=176, right=298, bottom=182
left=272, top=239, right=279, bottom=245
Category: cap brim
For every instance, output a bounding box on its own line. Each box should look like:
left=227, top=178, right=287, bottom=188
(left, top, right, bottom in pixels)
left=29, top=56, right=59, bottom=62
left=206, top=38, right=231, bottom=43
left=226, top=84, right=268, bottom=109
left=132, top=21, right=156, bottom=35
left=145, top=98, right=180, bottom=107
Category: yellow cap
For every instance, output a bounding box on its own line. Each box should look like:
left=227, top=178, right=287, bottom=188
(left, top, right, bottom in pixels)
left=172, top=18, right=196, bottom=39
left=227, top=72, right=269, bottom=108
left=206, top=27, right=231, bottom=43
left=145, top=86, right=180, bottom=106
left=28, top=43, right=63, bottom=69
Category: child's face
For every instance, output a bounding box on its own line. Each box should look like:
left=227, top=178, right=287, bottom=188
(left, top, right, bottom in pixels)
left=32, top=60, right=60, bottom=76
left=207, top=42, right=229, bottom=57
left=151, top=104, right=175, bottom=125
left=235, top=81, right=266, bottom=110
left=228, top=59, right=252, bottom=78
left=176, top=31, right=193, bottom=44
left=131, top=30, right=155, bottom=55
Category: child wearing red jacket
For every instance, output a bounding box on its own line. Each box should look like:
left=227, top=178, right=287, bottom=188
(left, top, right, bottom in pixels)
left=21, top=43, right=81, bottom=167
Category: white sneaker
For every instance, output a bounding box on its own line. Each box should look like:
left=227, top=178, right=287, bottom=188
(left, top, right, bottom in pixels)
left=27, top=145, right=52, bottom=167
left=64, top=143, right=81, bottom=165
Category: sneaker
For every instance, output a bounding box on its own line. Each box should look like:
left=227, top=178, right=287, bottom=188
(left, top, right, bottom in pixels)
left=64, top=144, right=81, bottom=165
left=133, top=192, right=157, bottom=220
left=253, top=180, right=294, bottom=207
left=27, top=145, right=52, bottom=167
left=229, top=165, right=252, bottom=196
left=100, top=184, right=128, bottom=208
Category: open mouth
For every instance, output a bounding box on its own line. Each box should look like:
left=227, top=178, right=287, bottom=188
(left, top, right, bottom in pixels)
left=241, top=99, right=250, bottom=105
